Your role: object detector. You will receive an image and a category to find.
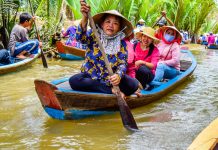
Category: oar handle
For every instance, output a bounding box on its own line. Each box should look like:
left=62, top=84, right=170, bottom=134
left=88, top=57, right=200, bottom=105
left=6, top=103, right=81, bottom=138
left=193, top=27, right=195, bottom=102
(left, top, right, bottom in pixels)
left=29, top=0, right=48, bottom=68
left=29, top=3, right=40, bottom=41
left=152, top=16, right=163, bottom=28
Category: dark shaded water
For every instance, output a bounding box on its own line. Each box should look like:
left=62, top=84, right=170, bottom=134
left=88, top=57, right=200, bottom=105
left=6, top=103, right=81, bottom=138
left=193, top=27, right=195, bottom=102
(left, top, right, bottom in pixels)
left=0, top=49, right=218, bottom=149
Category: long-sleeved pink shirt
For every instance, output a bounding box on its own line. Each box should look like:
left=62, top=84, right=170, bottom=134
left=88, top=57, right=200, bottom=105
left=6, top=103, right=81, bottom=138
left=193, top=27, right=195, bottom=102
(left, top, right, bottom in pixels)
left=125, top=40, right=136, bottom=78
left=208, top=35, right=215, bottom=45
left=134, top=42, right=160, bottom=75
left=157, top=41, right=180, bottom=70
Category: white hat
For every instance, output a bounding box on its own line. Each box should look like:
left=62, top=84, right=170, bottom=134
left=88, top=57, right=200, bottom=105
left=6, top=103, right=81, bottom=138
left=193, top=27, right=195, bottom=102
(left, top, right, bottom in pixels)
left=138, top=19, right=145, bottom=23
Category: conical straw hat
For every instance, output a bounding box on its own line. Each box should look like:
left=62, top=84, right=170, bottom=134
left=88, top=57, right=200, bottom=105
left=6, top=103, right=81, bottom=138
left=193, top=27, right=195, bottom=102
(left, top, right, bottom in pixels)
left=136, top=27, right=160, bottom=42
left=157, top=26, right=182, bottom=41
left=138, top=19, right=145, bottom=23
left=92, top=10, right=133, bottom=37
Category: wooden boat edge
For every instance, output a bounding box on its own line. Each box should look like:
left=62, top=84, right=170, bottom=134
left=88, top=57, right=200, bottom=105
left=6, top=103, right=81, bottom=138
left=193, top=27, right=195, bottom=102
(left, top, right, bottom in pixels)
left=0, top=52, right=40, bottom=75
left=188, top=117, right=218, bottom=150
left=56, top=41, right=85, bottom=60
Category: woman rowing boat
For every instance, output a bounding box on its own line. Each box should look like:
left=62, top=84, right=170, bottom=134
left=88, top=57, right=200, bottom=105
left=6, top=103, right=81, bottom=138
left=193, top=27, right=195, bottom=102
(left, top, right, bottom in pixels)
left=69, top=0, right=141, bottom=98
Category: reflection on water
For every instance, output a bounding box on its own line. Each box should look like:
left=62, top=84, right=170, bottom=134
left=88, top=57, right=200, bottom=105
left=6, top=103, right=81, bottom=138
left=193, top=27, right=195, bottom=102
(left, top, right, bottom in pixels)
left=0, top=49, right=218, bottom=149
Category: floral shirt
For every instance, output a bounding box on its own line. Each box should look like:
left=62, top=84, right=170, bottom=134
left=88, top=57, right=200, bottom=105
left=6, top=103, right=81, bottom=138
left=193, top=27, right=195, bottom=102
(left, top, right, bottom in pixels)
left=76, top=25, right=128, bottom=85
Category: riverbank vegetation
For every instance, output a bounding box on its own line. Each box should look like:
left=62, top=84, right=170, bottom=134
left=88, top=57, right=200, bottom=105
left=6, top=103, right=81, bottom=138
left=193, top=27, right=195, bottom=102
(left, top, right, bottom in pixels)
left=0, top=0, right=217, bottom=53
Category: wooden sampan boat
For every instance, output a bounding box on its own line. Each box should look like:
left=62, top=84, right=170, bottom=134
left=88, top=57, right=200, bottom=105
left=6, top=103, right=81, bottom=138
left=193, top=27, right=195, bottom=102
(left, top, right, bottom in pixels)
left=56, top=41, right=85, bottom=60
left=0, top=51, right=40, bottom=75
left=34, top=50, right=197, bottom=120
left=208, top=44, right=218, bottom=49
left=188, top=117, right=218, bottom=150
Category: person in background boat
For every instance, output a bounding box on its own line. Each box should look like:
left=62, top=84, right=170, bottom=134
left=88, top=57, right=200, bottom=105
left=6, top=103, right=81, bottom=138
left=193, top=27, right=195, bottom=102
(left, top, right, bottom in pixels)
left=0, top=49, right=11, bottom=66
left=181, top=31, right=191, bottom=44
left=201, top=33, right=208, bottom=47
left=61, top=25, right=86, bottom=49
left=8, top=13, right=41, bottom=59
left=61, top=25, right=77, bottom=44
left=130, top=28, right=141, bottom=44
left=198, top=34, right=203, bottom=44
left=69, top=0, right=141, bottom=97
left=155, top=11, right=174, bottom=29
left=155, top=11, right=175, bottom=38
left=152, top=26, right=182, bottom=85
left=215, top=34, right=218, bottom=45
left=156, top=18, right=167, bottom=29
left=127, top=27, right=160, bottom=89
left=136, top=19, right=146, bottom=29
left=207, top=32, right=215, bottom=47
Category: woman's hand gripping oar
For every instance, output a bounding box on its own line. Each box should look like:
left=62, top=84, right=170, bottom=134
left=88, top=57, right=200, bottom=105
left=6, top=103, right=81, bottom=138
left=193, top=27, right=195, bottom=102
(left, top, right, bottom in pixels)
left=29, top=0, right=48, bottom=68
left=82, top=0, right=138, bottom=131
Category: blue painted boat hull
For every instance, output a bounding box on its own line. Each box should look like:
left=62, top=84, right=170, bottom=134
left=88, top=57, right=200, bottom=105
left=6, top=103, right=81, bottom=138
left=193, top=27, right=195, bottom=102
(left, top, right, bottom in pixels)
left=59, top=53, right=84, bottom=60
left=44, top=107, right=114, bottom=120
left=56, top=41, right=85, bottom=60
left=208, top=44, right=218, bottom=49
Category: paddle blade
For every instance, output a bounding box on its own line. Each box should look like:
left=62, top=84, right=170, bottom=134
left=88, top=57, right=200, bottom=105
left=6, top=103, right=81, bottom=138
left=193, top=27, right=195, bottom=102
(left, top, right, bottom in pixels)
left=116, top=92, right=138, bottom=131
left=41, top=49, right=48, bottom=68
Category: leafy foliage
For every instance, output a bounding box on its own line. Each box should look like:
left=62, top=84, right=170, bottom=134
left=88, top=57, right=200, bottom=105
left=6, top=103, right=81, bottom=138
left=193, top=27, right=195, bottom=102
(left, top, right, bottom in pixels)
left=0, top=0, right=218, bottom=44
left=0, top=0, right=20, bottom=48
left=0, top=0, right=20, bottom=32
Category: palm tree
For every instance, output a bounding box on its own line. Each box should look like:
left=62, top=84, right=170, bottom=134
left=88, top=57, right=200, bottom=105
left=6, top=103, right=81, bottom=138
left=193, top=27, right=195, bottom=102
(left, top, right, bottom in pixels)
left=17, top=0, right=218, bottom=44
left=0, top=0, right=20, bottom=48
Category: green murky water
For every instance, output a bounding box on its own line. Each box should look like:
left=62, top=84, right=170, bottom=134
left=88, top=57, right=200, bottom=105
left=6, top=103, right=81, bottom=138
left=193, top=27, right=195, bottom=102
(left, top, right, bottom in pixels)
left=0, top=48, right=218, bottom=149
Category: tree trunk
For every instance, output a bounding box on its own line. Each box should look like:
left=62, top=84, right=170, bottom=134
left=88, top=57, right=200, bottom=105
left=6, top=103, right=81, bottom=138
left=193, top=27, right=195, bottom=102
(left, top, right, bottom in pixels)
left=47, top=0, right=50, bottom=20
left=191, top=33, right=197, bottom=43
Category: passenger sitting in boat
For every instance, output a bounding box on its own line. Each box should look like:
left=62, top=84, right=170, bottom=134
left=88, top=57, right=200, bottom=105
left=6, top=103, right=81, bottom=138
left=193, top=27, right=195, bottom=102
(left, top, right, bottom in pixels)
left=62, top=26, right=76, bottom=40
left=152, top=26, right=182, bottom=85
left=0, top=49, right=11, bottom=66
left=62, top=26, right=79, bottom=46
left=8, top=13, right=41, bottom=59
left=62, top=25, right=87, bottom=49
left=136, top=19, right=145, bottom=29
left=69, top=0, right=140, bottom=97
left=215, top=34, right=218, bottom=45
left=130, top=28, right=141, bottom=44
left=207, top=32, right=215, bottom=47
left=126, top=27, right=160, bottom=89
left=201, top=34, right=208, bottom=46
left=181, top=31, right=191, bottom=45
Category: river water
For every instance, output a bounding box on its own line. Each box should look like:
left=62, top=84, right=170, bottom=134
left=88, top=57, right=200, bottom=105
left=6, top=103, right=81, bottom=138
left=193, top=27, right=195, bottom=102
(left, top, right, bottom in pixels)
left=0, top=48, right=218, bottom=149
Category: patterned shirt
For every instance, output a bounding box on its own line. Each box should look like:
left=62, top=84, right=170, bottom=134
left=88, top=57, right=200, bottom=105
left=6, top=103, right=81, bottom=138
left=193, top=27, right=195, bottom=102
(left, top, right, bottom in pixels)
left=76, top=25, right=128, bottom=85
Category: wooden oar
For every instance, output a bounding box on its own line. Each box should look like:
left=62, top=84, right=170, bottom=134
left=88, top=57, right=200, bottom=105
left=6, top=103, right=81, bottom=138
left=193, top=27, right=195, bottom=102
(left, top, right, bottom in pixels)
left=152, top=16, right=163, bottom=28
left=29, top=0, right=48, bottom=68
left=83, top=0, right=138, bottom=131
